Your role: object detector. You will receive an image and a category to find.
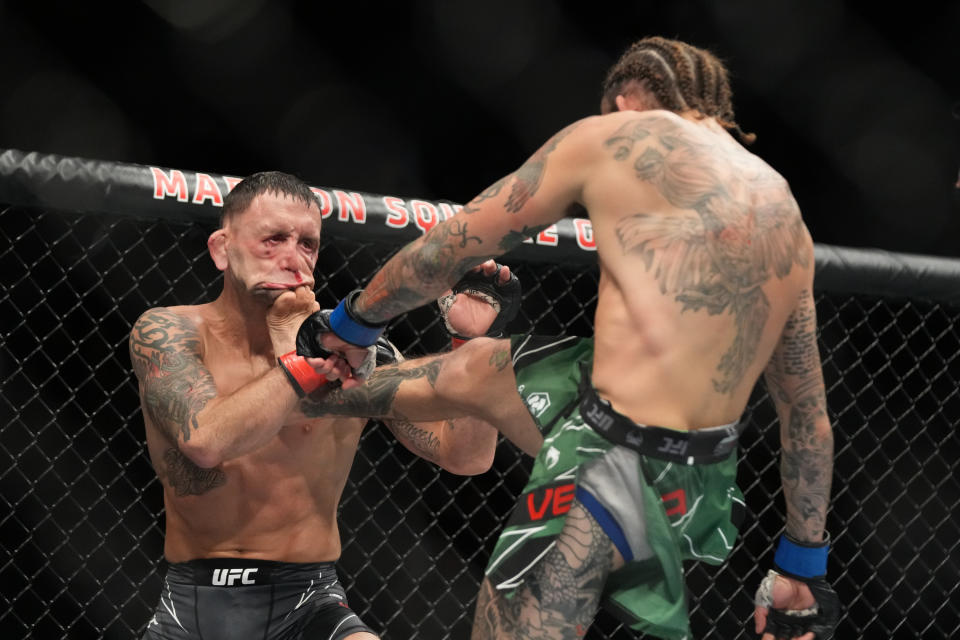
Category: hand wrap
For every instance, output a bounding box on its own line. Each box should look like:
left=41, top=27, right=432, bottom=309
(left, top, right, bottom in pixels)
left=437, top=264, right=521, bottom=348
left=755, top=533, right=840, bottom=639
left=295, top=308, right=378, bottom=381
left=278, top=351, right=328, bottom=396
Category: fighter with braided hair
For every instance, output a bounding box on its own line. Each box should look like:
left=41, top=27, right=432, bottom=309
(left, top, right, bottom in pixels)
left=600, top=36, right=756, bottom=145
left=299, top=36, right=839, bottom=639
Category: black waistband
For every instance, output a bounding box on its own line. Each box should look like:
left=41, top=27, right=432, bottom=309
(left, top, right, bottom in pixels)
left=577, top=367, right=742, bottom=465
left=164, top=558, right=339, bottom=587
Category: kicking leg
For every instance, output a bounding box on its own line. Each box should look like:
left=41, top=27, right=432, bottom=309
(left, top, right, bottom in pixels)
left=472, top=499, right=625, bottom=639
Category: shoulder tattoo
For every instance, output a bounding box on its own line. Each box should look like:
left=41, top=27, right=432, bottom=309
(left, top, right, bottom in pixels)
left=130, top=308, right=217, bottom=444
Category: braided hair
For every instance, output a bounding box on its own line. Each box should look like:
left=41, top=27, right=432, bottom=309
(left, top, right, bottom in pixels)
left=601, top=36, right=756, bottom=144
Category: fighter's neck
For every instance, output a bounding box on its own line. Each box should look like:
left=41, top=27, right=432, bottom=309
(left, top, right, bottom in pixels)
left=681, top=111, right=730, bottom=134
left=207, top=292, right=274, bottom=355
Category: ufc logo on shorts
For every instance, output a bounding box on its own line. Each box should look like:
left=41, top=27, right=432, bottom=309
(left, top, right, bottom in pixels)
left=584, top=402, right=614, bottom=432
left=657, top=437, right=688, bottom=456
left=712, top=426, right=739, bottom=456
left=212, top=568, right=258, bottom=586
left=624, top=430, right=644, bottom=448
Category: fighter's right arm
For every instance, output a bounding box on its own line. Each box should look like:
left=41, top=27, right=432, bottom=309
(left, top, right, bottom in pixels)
left=756, top=282, right=840, bottom=640
left=762, top=285, right=833, bottom=544
left=337, top=116, right=599, bottom=333
left=129, top=307, right=300, bottom=468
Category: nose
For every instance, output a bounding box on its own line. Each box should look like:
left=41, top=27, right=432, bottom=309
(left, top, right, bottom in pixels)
left=277, top=241, right=300, bottom=273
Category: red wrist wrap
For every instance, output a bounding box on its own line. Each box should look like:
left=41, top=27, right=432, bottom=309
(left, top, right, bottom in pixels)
left=450, top=336, right=469, bottom=350
left=278, top=351, right=328, bottom=396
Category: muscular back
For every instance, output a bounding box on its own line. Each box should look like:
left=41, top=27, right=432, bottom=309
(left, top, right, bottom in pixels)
left=338, top=107, right=813, bottom=432
left=583, top=110, right=812, bottom=428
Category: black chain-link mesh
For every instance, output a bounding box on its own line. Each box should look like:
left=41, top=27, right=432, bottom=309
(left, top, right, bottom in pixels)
left=2, top=206, right=959, bottom=639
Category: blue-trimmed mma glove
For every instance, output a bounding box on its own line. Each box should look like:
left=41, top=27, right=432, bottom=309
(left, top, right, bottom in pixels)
left=755, top=533, right=840, bottom=639
left=294, top=304, right=380, bottom=383
left=437, top=264, right=521, bottom=349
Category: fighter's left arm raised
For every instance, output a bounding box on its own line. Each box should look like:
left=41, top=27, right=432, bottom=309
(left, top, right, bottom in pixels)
left=351, top=117, right=598, bottom=325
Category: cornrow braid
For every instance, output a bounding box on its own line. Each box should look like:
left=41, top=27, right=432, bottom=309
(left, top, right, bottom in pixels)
left=601, top=36, right=756, bottom=144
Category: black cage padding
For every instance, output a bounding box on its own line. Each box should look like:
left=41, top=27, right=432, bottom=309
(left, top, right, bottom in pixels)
left=2, top=151, right=959, bottom=639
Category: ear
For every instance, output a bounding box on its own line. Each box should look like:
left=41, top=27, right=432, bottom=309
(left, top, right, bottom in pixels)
left=207, top=228, right=228, bottom=271
left=616, top=93, right=646, bottom=112
left=616, top=82, right=660, bottom=112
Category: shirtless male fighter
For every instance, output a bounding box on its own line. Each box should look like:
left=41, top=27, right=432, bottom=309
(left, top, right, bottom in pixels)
left=129, top=170, right=504, bottom=639
left=296, top=37, right=840, bottom=640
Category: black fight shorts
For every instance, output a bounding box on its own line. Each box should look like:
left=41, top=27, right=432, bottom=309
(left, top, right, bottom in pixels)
left=141, top=558, right=377, bottom=639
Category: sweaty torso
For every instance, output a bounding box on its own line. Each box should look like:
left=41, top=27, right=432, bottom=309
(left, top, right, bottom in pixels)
left=581, top=110, right=812, bottom=429
left=142, top=304, right=366, bottom=563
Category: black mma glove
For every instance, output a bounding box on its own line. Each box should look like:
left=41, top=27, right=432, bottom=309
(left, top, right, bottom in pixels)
left=295, top=309, right=335, bottom=359
left=374, top=335, right=404, bottom=366
left=295, top=309, right=379, bottom=381
left=755, top=534, right=840, bottom=639
left=437, top=264, right=521, bottom=348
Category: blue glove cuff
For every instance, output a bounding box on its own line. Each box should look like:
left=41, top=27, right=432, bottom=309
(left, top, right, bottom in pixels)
left=773, top=533, right=829, bottom=579
left=328, top=290, right=386, bottom=347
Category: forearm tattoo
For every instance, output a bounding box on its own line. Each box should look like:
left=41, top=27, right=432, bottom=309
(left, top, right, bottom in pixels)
left=767, top=291, right=832, bottom=540
left=607, top=115, right=809, bottom=393
left=130, top=309, right=217, bottom=444
left=300, top=358, right=443, bottom=418
left=360, top=222, right=497, bottom=323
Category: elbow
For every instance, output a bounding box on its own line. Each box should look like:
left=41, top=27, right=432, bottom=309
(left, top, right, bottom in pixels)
left=178, top=437, right=224, bottom=469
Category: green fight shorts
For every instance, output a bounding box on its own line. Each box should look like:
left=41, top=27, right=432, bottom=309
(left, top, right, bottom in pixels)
left=485, top=335, right=745, bottom=640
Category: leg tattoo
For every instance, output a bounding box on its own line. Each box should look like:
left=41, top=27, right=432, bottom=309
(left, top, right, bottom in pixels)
left=472, top=500, right=616, bottom=639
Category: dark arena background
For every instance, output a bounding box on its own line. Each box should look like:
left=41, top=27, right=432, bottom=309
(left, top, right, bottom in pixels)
left=2, top=1, right=960, bottom=639
left=3, top=152, right=960, bottom=639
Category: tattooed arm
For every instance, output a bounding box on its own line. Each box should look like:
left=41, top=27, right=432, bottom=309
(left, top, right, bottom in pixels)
left=299, top=338, right=543, bottom=459
left=753, top=281, right=835, bottom=626
left=762, top=286, right=833, bottom=543
left=129, top=307, right=302, bottom=469
left=350, top=118, right=597, bottom=325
